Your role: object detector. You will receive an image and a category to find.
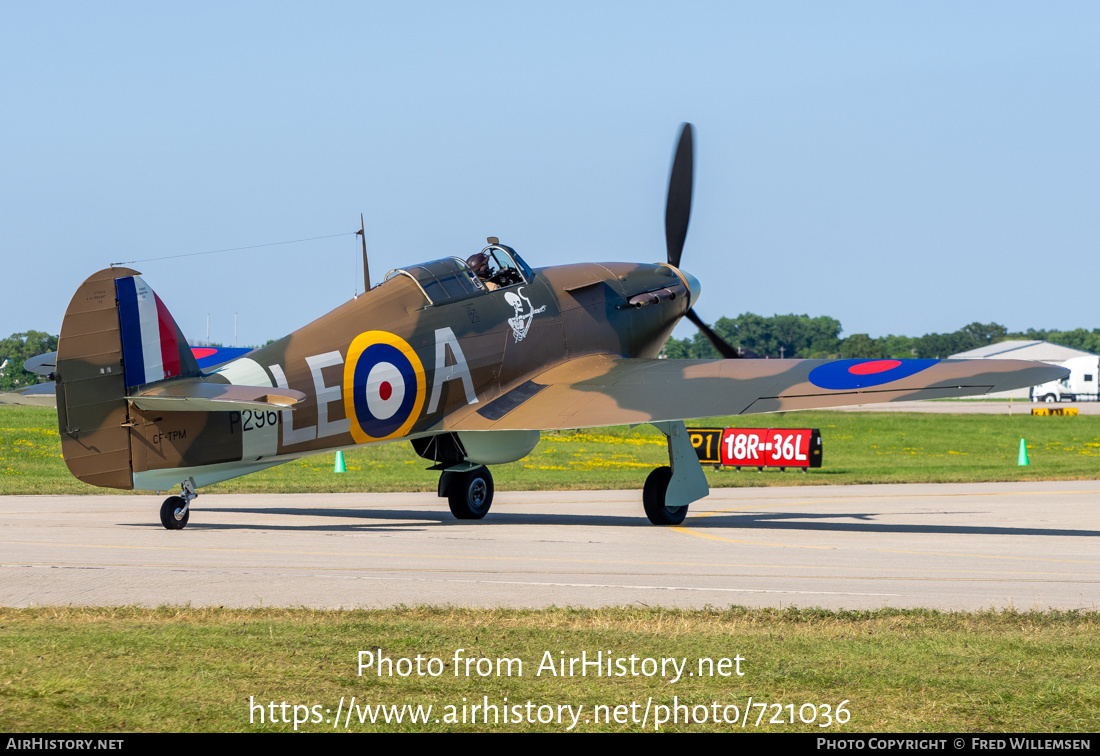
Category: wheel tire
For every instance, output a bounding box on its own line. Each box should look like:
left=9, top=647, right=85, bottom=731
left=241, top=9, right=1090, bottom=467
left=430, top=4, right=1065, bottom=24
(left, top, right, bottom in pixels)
left=447, top=467, right=494, bottom=520
left=643, top=466, right=688, bottom=525
left=160, top=496, right=189, bottom=530
left=1043, top=394, right=1057, bottom=403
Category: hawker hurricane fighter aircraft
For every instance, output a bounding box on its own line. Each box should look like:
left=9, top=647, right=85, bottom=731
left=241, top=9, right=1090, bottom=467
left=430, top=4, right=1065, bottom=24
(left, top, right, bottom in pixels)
left=51, top=125, right=1066, bottom=529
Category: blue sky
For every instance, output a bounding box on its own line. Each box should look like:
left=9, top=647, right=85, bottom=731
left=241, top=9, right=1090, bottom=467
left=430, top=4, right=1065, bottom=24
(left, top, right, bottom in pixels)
left=3, top=2, right=1098, bottom=347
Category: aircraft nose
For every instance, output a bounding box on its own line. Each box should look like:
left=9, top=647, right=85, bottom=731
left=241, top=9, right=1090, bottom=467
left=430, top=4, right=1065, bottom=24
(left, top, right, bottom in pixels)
left=680, top=269, right=702, bottom=308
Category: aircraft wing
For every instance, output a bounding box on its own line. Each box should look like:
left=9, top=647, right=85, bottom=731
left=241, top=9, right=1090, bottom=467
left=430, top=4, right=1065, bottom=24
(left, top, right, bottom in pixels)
left=0, top=383, right=57, bottom=408
left=441, top=355, right=1068, bottom=432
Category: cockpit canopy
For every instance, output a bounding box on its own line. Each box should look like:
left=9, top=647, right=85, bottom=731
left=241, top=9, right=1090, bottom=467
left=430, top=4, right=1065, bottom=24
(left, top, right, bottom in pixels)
left=384, top=243, right=533, bottom=307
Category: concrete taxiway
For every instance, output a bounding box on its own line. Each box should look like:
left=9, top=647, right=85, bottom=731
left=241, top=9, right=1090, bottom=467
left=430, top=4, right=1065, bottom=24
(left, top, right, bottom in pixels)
left=2, top=481, right=1097, bottom=611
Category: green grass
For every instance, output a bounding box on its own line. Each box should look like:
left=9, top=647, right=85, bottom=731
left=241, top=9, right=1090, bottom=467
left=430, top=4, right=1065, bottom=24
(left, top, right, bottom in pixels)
left=2, top=405, right=1097, bottom=495
left=1, top=606, right=1097, bottom=733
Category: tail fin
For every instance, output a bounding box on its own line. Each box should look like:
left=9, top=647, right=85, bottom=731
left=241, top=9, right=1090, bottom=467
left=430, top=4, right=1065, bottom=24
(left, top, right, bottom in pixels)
left=56, top=267, right=198, bottom=489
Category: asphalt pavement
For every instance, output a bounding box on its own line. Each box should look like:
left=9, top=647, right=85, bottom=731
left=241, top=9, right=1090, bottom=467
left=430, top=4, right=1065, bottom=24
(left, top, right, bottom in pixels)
left=3, top=481, right=1097, bottom=611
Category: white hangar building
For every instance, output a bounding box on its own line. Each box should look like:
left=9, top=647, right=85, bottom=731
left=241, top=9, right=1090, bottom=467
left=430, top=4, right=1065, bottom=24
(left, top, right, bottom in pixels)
left=949, top=340, right=1097, bottom=399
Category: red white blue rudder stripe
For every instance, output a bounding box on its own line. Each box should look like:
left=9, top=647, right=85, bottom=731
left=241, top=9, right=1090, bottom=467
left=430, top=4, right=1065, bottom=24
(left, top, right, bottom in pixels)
left=116, top=275, right=197, bottom=387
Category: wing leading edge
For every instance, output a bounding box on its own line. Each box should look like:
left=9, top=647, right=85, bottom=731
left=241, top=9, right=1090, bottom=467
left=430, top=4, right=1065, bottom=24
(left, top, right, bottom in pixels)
left=441, top=356, right=1069, bottom=432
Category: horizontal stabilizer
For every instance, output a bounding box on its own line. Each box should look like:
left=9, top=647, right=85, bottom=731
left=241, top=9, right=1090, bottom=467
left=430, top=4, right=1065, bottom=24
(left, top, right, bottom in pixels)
left=23, top=351, right=57, bottom=376
left=128, top=377, right=305, bottom=412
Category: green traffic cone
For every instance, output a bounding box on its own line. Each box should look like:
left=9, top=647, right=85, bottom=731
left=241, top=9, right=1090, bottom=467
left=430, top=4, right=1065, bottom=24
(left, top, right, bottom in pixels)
left=1017, top=438, right=1029, bottom=466
left=334, top=450, right=346, bottom=473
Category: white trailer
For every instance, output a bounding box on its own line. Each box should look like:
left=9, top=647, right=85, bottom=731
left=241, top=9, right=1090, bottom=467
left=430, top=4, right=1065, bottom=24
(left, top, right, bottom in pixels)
left=1030, top=355, right=1100, bottom=402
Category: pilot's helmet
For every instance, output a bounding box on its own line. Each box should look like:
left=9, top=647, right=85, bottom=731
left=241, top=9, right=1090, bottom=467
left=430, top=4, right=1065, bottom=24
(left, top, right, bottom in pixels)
left=467, top=252, right=491, bottom=278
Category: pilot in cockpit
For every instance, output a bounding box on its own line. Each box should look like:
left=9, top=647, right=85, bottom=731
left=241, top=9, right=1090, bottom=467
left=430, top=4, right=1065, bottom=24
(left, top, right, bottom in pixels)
left=466, top=252, right=499, bottom=290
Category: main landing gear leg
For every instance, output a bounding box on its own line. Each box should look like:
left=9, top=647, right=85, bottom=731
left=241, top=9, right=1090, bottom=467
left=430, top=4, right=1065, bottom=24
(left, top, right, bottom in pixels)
left=643, top=421, right=709, bottom=525
left=438, top=466, right=495, bottom=520
left=160, top=477, right=197, bottom=530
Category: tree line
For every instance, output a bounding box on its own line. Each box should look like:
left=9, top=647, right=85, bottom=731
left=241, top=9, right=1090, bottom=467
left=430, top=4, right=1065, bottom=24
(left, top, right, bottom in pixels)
left=661, top=315, right=1100, bottom=360
left=0, top=331, right=57, bottom=391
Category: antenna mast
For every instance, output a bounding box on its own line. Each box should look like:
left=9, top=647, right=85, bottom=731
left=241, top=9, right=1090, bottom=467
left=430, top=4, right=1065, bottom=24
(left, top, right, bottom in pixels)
left=356, top=213, right=371, bottom=292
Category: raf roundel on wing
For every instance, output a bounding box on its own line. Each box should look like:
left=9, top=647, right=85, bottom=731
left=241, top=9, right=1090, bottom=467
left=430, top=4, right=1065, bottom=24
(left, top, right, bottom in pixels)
left=808, top=359, right=941, bottom=391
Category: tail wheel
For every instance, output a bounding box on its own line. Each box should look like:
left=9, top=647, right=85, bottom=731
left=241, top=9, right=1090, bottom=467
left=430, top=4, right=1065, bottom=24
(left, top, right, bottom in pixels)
left=160, top=496, right=189, bottom=530
left=643, top=466, right=688, bottom=525
left=448, top=466, right=494, bottom=520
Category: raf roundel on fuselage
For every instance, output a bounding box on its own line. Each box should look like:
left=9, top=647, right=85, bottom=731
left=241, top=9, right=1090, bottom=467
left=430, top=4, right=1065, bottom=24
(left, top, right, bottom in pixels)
left=343, top=331, right=427, bottom=443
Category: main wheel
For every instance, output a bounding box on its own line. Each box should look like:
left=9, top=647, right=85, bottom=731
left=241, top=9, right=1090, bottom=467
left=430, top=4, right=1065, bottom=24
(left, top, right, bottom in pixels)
left=1043, top=394, right=1057, bottom=403
left=160, top=496, right=189, bottom=530
left=643, top=466, right=688, bottom=525
left=447, top=466, right=494, bottom=519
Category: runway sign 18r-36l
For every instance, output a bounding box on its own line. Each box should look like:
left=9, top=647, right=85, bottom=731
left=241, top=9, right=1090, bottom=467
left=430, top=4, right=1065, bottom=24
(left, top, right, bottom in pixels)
left=688, top=428, right=823, bottom=470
